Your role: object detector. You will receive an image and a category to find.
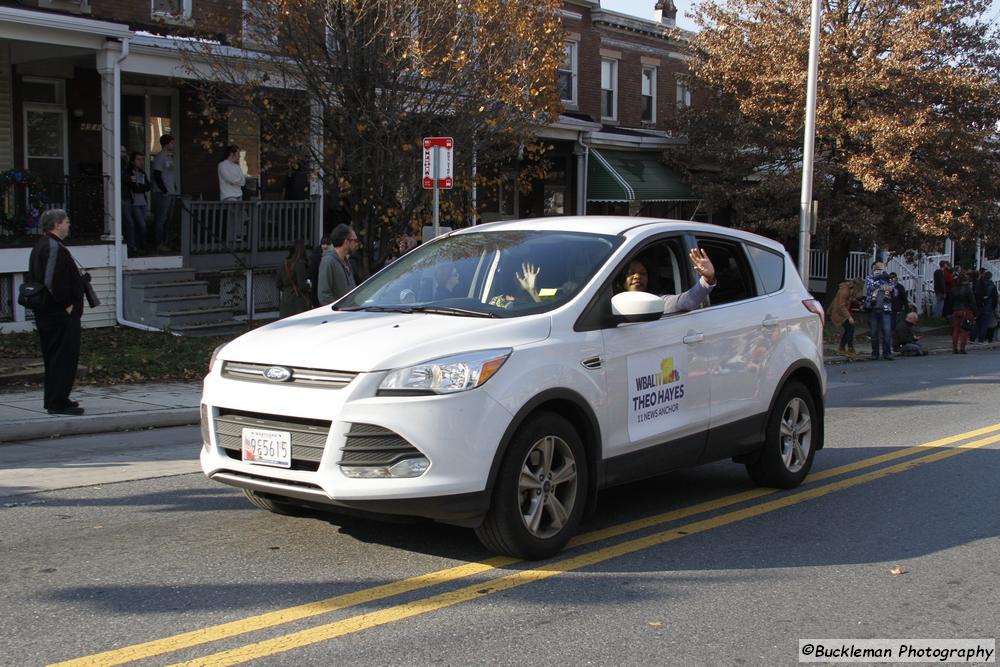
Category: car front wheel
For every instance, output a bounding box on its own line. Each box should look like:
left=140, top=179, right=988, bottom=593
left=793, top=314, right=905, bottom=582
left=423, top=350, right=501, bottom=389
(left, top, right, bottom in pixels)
left=746, top=381, right=817, bottom=488
left=475, top=412, right=588, bottom=560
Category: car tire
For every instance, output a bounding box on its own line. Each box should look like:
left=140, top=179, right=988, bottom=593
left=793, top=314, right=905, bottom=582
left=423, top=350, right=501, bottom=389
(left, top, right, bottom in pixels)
left=475, top=412, right=588, bottom=560
left=243, top=488, right=310, bottom=516
left=746, top=381, right=817, bottom=489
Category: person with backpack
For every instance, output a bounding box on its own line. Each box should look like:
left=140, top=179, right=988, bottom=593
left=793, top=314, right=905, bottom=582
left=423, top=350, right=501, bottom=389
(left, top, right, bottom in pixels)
left=25, top=209, right=87, bottom=415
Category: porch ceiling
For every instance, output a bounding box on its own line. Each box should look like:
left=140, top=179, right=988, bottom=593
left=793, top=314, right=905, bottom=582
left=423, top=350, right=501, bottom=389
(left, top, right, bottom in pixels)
left=0, top=6, right=130, bottom=51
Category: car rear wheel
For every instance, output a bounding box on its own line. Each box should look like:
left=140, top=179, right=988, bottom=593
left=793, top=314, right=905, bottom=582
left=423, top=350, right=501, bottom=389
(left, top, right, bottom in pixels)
left=243, top=488, right=310, bottom=516
left=475, top=412, right=587, bottom=560
left=746, top=381, right=817, bottom=488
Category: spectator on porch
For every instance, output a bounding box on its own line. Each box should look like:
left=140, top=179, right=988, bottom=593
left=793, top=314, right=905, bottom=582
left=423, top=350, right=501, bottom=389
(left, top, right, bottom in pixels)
left=218, top=145, right=246, bottom=201
left=151, top=134, right=178, bottom=252
left=218, top=145, right=248, bottom=245
left=123, top=152, right=150, bottom=255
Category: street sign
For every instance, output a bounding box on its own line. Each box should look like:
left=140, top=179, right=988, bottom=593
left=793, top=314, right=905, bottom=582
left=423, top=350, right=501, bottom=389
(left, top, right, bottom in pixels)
left=422, top=137, right=454, bottom=189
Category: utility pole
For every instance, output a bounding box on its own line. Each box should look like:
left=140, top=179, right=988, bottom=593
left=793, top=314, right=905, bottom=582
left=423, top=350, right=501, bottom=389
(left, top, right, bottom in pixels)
left=798, top=0, right=823, bottom=284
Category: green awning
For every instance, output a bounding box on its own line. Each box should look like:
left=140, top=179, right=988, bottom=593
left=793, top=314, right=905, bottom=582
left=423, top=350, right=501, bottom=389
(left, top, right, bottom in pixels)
left=587, top=149, right=696, bottom=202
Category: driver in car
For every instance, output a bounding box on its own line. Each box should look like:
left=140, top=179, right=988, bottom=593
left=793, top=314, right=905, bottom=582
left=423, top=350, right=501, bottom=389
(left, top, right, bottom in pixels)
left=622, top=247, right=716, bottom=313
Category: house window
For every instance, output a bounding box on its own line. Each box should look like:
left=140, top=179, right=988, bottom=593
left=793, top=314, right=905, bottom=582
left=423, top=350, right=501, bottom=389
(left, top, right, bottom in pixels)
left=601, top=59, right=617, bottom=120
left=676, top=79, right=692, bottom=109
left=641, top=67, right=656, bottom=122
left=557, top=42, right=577, bottom=105
left=243, top=0, right=278, bottom=47
left=22, top=78, right=67, bottom=185
left=152, top=0, right=191, bottom=20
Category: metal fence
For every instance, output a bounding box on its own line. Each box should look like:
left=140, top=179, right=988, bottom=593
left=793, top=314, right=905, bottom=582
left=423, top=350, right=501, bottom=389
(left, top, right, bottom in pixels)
left=0, top=176, right=106, bottom=244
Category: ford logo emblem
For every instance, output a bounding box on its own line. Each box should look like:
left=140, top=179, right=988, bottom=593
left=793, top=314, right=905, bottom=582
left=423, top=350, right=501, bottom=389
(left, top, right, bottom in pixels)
left=263, top=366, right=292, bottom=382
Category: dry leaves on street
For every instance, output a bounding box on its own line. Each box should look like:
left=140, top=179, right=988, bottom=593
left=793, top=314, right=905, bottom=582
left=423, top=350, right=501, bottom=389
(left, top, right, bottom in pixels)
left=648, top=621, right=663, bottom=628
left=889, top=566, right=908, bottom=576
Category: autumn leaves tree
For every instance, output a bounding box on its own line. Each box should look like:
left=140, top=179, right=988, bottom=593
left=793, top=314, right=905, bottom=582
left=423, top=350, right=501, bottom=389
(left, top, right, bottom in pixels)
left=185, top=0, right=563, bottom=270
left=669, top=0, right=1000, bottom=289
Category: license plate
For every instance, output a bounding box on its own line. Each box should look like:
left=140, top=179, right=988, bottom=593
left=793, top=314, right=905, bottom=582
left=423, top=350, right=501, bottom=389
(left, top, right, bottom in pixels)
left=241, top=428, right=292, bottom=468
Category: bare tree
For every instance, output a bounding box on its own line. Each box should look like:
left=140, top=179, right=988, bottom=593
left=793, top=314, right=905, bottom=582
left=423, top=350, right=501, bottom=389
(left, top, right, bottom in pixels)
left=668, top=0, right=1000, bottom=289
left=184, top=0, right=564, bottom=270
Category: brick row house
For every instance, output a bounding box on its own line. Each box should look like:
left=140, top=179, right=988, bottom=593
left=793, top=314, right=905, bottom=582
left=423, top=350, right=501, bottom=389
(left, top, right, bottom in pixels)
left=482, top=0, right=702, bottom=223
left=0, top=0, right=700, bottom=333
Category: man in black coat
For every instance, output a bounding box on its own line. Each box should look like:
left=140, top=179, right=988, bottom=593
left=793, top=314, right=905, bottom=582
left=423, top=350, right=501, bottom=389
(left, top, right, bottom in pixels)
left=27, top=209, right=86, bottom=415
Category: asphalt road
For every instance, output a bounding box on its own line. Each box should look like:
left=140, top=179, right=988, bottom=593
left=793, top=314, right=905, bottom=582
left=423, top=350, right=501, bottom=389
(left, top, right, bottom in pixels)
left=2, top=352, right=999, bottom=666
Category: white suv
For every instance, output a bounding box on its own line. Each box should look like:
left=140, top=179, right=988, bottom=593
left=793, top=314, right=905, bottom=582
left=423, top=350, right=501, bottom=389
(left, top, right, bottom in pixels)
left=200, top=218, right=826, bottom=559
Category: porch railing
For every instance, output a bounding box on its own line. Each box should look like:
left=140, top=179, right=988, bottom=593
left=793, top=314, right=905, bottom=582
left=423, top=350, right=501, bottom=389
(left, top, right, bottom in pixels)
left=180, top=198, right=320, bottom=259
left=0, top=176, right=106, bottom=244
left=808, top=250, right=870, bottom=281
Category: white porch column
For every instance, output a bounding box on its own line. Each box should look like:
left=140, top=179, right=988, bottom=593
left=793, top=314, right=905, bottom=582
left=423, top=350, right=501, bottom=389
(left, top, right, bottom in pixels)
left=309, top=99, right=324, bottom=240
left=97, top=41, right=122, bottom=241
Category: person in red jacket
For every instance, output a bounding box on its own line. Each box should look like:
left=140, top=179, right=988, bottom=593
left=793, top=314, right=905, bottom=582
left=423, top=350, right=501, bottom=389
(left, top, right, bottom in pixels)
left=26, top=209, right=87, bottom=415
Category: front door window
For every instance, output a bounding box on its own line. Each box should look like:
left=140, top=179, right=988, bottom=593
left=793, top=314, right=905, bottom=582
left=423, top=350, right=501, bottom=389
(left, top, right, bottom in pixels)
left=123, top=89, right=178, bottom=175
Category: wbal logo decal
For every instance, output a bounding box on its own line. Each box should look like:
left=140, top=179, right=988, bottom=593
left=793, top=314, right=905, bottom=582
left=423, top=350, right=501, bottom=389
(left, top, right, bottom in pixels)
left=263, top=366, right=292, bottom=382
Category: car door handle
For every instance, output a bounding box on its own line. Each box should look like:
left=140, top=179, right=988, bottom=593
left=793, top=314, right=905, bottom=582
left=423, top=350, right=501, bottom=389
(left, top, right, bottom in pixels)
left=682, top=332, right=704, bottom=344
left=762, top=317, right=780, bottom=328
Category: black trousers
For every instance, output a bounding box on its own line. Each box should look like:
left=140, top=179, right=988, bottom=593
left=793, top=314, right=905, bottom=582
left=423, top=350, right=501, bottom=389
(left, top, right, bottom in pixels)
left=35, top=311, right=81, bottom=409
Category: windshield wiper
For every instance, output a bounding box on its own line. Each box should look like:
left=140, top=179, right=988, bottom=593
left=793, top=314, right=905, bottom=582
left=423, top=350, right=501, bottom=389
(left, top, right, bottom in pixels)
left=408, top=306, right=497, bottom=318
left=337, top=305, right=415, bottom=313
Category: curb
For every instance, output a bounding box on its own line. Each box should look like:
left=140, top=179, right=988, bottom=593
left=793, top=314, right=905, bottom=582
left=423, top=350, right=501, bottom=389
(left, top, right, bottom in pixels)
left=5, top=408, right=200, bottom=443
left=825, top=342, right=995, bottom=364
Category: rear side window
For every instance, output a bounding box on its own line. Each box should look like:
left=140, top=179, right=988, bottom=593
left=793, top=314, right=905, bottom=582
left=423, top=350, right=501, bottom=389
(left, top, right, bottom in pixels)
left=694, top=236, right=756, bottom=305
left=746, top=245, right=785, bottom=294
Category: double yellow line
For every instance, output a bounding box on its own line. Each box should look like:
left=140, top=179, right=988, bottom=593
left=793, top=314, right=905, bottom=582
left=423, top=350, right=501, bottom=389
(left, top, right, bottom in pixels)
left=54, top=423, right=1000, bottom=667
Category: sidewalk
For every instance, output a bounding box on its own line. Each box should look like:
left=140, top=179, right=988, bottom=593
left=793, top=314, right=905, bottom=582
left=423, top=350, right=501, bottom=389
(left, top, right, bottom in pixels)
left=824, top=324, right=996, bottom=363
left=0, top=381, right=200, bottom=443
left=0, top=326, right=994, bottom=443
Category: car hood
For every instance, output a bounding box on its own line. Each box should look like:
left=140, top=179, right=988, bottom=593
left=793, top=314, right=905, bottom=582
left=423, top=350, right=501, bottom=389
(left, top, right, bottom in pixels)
left=217, top=308, right=552, bottom=372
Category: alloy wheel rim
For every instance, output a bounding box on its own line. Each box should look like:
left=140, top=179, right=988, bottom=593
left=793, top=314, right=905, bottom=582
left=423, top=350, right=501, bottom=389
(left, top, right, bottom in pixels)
left=779, top=397, right=811, bottom=473
left=518, top=435, right=578, bottom=539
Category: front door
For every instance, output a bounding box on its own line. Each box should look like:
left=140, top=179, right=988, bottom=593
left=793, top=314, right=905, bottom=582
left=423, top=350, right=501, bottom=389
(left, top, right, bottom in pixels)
left=599, top=236, right=712, bottom=482
left=123, top=87, right=178, bottom=180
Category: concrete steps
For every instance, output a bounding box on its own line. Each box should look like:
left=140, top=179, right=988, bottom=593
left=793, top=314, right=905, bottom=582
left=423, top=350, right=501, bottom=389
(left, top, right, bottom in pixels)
left=124, top=268, right=240, bottom=337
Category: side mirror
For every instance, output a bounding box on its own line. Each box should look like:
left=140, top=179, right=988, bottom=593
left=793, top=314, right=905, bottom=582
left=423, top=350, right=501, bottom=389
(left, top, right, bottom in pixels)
left=611, top=291, right=663, bottom=324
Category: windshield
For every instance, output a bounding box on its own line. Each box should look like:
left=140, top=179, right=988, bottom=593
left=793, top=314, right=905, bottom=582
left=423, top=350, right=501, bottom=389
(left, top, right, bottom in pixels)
left=338, top=230, right=620, bottom=317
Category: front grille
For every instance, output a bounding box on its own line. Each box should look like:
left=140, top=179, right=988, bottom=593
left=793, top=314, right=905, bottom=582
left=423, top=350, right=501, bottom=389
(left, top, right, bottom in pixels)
left=215, top=409, right=331, bottom=472
left=222, top=361, right=357, bottom=389
left=340, top=423, right=424, bottom=467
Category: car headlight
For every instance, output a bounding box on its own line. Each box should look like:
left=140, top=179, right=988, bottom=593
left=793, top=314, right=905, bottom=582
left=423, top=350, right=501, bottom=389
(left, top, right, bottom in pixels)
left=378, top=348, right=511, bottom=395
left=209, top=343, right=227, bottom=372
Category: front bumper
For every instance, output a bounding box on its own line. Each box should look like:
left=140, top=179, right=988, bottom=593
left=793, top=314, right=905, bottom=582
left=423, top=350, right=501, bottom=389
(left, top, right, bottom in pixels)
left=199, top=366, right=513, bottom=524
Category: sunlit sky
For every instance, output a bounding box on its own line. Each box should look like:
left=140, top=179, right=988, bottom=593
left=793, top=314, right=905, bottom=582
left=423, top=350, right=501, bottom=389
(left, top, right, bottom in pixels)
left=601, top=0, right=1000, bottom=33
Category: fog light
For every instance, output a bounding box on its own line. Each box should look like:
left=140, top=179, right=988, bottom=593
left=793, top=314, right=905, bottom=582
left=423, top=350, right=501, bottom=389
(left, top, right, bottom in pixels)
left=341, top=457, right=430, bottom=479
